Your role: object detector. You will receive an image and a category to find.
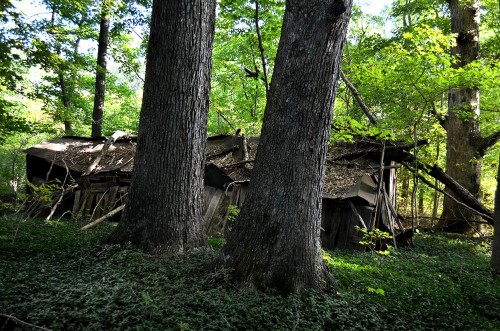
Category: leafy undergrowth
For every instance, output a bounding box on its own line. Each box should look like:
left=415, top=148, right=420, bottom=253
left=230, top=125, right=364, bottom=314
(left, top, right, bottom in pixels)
left=1, top=217, right=499, bottom=331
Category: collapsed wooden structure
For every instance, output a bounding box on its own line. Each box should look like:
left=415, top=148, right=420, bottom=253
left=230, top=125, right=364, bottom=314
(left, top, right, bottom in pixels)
left=24, top=133, right=417, bottom=250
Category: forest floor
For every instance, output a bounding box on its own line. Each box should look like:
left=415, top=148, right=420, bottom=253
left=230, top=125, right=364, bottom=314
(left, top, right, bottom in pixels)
left=1, top=213, right=499, bottom=331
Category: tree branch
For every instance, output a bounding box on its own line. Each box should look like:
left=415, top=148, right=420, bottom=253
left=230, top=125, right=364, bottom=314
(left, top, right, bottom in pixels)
left=478, top=131, right=500, bottom=157
left=244, top=66, right=259, bottom=78
left=429, top=102, right=446, bottom=129
left=412, top=79, right=446, bottom=129
left=0, top=313, right=52, bottom=331
left=254, top=0, right=269, bottom=96
left=214, top=109, right=236, bottom=132
left=339, top=70, right=378, bottom=125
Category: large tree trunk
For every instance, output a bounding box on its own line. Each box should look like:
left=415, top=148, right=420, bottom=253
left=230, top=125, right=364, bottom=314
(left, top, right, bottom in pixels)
left=106, top=0, right=216, bottom=254
left=91, top=0, right=110, bottom=138
left=441, top=0, right=482, bottom=233
left=492, top=155, right=500, bottom=275
left=217, top=0, right=353, bottom=294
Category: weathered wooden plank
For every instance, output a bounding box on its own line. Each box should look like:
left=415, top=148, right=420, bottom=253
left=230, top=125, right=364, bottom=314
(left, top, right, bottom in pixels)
left=238, top=186, right=248, bottom=206
left=83, top=193, right=96, bottom=217
left=105, top=186, right=119, bottom=212
left=204, top=189, right=224, bottom=225
left=320, top=201, right=342, bottom=250
left=93, top=193, right=105, bottom=218
left=204, top=186, right=219, bottom=209
left=72, top=190, right=81, bottom=218
left=76, top=190, right=91, bottom=218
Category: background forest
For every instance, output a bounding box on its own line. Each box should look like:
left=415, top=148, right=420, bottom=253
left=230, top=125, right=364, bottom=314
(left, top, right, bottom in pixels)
left=1, top=0, right=499, bottom=226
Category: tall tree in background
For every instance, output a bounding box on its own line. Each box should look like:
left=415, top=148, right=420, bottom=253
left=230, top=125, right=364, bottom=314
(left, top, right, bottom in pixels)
left=441, top=0, right=482, bottom=233
left=107, top=0, right=216, bottom=254
left=217, top=0, right=353, bottom=293
left=91, top=0, right=111, bottom=137
left=24, top=0, right=96, bottom=134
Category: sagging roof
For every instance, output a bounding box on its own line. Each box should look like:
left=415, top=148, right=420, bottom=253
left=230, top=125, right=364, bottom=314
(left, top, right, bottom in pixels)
left=25, top=134, right=416, bottom=203
left=24, top=136, right=137, bottom=174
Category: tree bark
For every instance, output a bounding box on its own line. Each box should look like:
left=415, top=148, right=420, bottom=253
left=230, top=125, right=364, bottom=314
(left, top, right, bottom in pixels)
left=91, top=0, right=110, bottom=138
left=216, top=0, right=353, bottom=294
left=106, top=0, right=216, bottom=254
left=441, top=0, right=482, bottom=233
left=491, top=155, right=500, bottom=275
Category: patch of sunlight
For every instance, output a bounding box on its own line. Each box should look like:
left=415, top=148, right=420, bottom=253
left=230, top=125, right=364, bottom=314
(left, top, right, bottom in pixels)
left=322, top=251, right=375, bottom=272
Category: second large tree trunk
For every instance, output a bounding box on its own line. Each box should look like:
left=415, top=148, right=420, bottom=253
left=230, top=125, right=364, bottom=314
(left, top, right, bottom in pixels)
left=441, top=0, right=482, bottom=233
left=217, top=0, right=353, bottom=294
left=106, top=0, right=216, bottom=254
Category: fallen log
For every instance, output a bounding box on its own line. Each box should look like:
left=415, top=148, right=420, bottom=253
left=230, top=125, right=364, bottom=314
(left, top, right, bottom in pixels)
left=398, top=152, right=494, bottom=225
left=80, top=204, right=125, bottom=231
left=403, top=162, right=494, bottom=225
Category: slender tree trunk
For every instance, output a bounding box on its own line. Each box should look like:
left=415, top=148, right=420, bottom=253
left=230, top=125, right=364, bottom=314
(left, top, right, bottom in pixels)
left=254, top=0, right=269, bottom=96
left=91, top=0, right=110, bottom=138
left=51, top=6, right=73, bottom=135
left=418, top=187, right=424, bottom=216
left=491, top=155, right=500, bottom=275
left=440, top=0, right=481, bottom=233
left=58, top=74, right=73, bottom=135
left=432, top=141, right=441, bottom=226
left=217, top=0, right=353, bottom=294
left=106, top=0, right=216, bottom=254
left=400, top=166, right=410, bottom=215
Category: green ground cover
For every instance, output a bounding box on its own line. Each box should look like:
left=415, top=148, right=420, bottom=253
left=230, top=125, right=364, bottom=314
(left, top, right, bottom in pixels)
left=1, top=216, right=499, bottom=330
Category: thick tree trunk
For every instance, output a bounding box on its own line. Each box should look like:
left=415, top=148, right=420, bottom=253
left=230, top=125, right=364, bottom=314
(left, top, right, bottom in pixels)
left=106, top=0, right=216, bottom=254
left=91, top=0, right=110, bottom=138
left=217, top=0, right=353, bottom=294
left=441, top=0, right=482, bottom=233
left=491, top=155, right=500, bottom=275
